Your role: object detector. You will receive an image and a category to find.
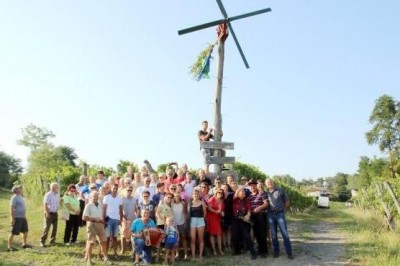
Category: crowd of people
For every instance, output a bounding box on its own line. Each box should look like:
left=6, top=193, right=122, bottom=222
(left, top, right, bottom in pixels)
left=8, top=164, right=294, bottom=265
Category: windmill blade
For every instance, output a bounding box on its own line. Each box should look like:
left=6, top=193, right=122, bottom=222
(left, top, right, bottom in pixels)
left=229, top=8, right=271, bottom=23
left=216, top=0, right=229, bottom=19
left=227, top=22, right=249, bottom=68
left=178, top=18, right=226, bottom=35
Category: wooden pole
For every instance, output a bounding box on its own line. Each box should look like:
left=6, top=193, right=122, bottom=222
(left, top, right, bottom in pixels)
left=213, top=37, right=225, bottom=176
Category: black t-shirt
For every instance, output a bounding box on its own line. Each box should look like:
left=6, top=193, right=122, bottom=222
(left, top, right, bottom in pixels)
left=198, top=130, right=213, bottom=142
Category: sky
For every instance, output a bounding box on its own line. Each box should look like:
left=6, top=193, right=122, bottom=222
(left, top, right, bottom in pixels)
left=1, top=1, right=399, bottom=180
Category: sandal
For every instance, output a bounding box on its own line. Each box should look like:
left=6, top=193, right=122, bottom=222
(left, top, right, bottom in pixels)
left=7, top=247, right=18, bottom=252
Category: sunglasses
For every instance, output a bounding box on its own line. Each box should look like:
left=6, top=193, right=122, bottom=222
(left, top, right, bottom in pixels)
left=127, top=190, right=133, bottom=192
left=170, top=187, right=176, bottom=190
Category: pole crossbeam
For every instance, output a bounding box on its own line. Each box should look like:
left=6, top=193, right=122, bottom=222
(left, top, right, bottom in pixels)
left=178, top=1, right=271, bottom=68
left=178, top=1, right=271, bottom=175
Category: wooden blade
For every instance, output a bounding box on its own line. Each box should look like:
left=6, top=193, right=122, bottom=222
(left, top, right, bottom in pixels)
left=229, top=8, right=271, bottom=23
left=216, top=0, right=229, bottom=19
left=227, top=22, right=249, bottom=68
left=178, top=18, right=226, bottom=35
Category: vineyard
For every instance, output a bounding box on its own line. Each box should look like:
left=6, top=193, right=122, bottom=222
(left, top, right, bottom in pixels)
left=353, top=179, right=400, bottom=231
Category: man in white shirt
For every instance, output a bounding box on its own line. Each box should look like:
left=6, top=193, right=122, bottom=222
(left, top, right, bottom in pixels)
left=103, top=184, right=123, bottom=260
left=135, top=177, right=155, bottom=205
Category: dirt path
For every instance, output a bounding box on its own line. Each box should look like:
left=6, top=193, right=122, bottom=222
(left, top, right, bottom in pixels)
left=279, top=220, right=349, bottom=266
left=179, top=214, right=350, bottom=266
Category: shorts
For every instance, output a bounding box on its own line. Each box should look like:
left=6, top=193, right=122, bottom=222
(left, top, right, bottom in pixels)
left=190, top=217, right=205, bottom=228
left=165, top=242, right=177, bottom=250
left=105, top=218, right=119, bottom=238
left=201, top=148, right=212, bottom=165
left=86, top=222, right=106, bottom=243
left=11, top=217, right=28, bottom=235
left=176, top=224, right=186, bottom=235
left=120, top=218, right=132, bottom=239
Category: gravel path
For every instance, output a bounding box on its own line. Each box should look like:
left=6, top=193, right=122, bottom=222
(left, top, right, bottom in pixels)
left=190, top=216, right=351, bottom=266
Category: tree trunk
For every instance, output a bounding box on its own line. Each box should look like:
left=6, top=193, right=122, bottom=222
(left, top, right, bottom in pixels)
left=213, top=38, right=225, bottom=176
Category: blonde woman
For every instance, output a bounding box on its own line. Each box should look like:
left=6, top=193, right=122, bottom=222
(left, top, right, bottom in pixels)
left=172, top=193, right=188, bottom=259
left=188, top=189, right=207, bottom=260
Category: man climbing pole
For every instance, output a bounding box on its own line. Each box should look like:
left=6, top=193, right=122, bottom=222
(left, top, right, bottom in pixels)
left=198, top=120, right=213, bottom=175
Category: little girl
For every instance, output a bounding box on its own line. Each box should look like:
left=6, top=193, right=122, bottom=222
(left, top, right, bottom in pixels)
left=164, top=216, right=179, bottom=265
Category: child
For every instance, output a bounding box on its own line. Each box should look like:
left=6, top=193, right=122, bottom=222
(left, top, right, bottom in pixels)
left=164, top=217, right=179, bottom=265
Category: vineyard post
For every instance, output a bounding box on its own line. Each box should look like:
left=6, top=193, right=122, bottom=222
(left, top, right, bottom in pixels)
left=383, top=181, right=400, bottom=216
left=375, top=183, right=396, bottom=231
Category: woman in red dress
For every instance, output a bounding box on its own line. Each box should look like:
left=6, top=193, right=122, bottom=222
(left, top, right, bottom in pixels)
left=206, top=188, right=225, bottom=255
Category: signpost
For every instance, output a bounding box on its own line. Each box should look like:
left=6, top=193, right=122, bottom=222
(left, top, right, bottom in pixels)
left=179, top=0, right=271, bottom=175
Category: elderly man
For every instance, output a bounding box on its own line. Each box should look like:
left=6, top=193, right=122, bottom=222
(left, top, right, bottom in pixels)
left=82, top=191, right=109, bottom=265
left=40, top=182, right=60, bottom=247
left=130, top=209, right=157, bottom=265
left=265, top=178, right=294, bottom=260
left=8, top=183, right=31, bottom=252
left=248, top=178, right=268, bottom=258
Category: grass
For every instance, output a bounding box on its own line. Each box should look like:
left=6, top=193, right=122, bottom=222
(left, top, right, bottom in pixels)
left=2, top=189, right=400, bottom=266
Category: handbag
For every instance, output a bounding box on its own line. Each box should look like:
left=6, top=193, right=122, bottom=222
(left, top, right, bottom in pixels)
left=60, top=207, right=70, bottom=221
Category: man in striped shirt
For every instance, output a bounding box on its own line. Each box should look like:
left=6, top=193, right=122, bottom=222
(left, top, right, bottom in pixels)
left=248, top=178, right=268, bottom=258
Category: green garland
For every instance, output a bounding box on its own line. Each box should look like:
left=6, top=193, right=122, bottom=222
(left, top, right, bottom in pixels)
left=189, top=43, right=215, bottom=80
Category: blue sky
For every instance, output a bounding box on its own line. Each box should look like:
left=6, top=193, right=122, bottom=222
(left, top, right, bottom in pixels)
left=1, top=1, right=399, bottom=180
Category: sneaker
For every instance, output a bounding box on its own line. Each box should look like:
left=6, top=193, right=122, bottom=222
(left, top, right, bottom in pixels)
left=65, top=242, right=71, bottom=246
left=40, top=242, right=45, bottom=248
left=251, top=254, right=257, bottom=260
left=22, top=244, right=32, bottom=249
left=7, top=247, right=18, bottom=252
left=288, top=254, right=294, bottom=260
left=273, top=253, right=279, bottom=258
left=260, top=253, right=267, bottom=258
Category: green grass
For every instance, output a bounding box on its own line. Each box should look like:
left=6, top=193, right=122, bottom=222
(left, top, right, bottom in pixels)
left=2, top=189, right=400, bottom=266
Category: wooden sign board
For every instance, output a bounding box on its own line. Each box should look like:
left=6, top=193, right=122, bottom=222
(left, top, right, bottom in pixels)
left=209, top=156, right=235, bottom=165
left=200, top=141, right=234, bottom=150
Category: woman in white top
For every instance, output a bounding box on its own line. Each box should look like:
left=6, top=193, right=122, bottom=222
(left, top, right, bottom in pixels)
left=172, top=193, right=188, bottom=259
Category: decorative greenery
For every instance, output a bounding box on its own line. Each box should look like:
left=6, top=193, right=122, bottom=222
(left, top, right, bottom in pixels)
left=189, top=43, right=215, bottom=80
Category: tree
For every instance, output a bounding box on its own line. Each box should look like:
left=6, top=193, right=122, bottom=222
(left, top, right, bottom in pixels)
left=0, top=151, right=23, bottom=187
left=355, top=156, right=388, bottom=188
left=21, top=144, right=80, bottom=200
left=17, top=123, right=55, bottom=150
left=366, top=95, right=400, bottom=178
left=272, top=174, right=297, bottom=187
left=333, top=172, right=351, bottom=201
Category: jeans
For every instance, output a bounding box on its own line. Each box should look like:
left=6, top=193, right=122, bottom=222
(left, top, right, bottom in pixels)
left=133, top=238, right=152, bottom=263
left=268, top=211, right=292, bottom=256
